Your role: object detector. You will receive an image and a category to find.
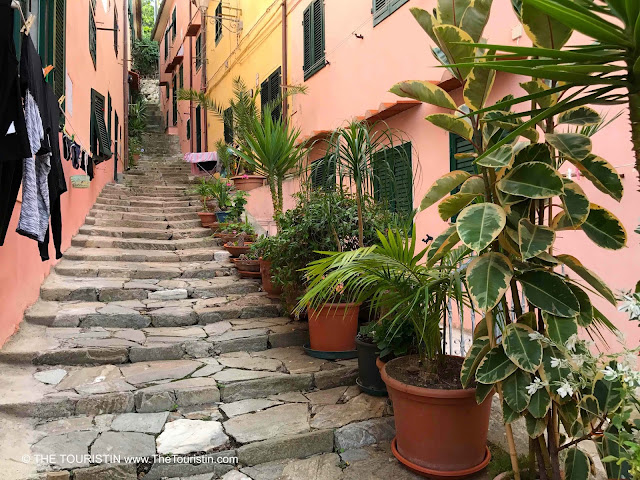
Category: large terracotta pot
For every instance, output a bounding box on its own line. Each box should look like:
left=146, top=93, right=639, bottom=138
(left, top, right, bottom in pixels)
left=259, top=258, right=282, bottom=299
left=381, top=355, right=492, bottom=478
left=232, top=258, right=261, bottom=272
left=197, top=212, right=217, bottom=227
left=307, top=303, right=360, bottom=352
left=232, top=175, right=265, bottom=191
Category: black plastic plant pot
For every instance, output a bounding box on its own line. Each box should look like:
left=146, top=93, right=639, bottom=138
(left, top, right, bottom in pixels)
left=355, top=336, right=387, bottom=395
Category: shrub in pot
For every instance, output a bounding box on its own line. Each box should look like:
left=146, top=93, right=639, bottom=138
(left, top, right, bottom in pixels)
left=192, top=178, right=216, bottom=227
left=210, top=177, right=233, bottom=223
left=298, top=230, right=491, bottom=476
left=216, top=221, right=255, bottom=244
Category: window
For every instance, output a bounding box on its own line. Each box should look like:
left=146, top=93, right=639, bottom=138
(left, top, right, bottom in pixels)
left=223, top=107, right=233, bottom=144
left=89, top=0, right=97, bottom=68
left=107, top=93, right=112, bottom=141
left=449, top=134, right=477, bottom=176
left=373, top=142, right=413, bottom=216
left=186, top=119, right=191, bottom=140
left=114, top=111, right=119, bottom=167
left=179, top=64, right=184, bottom=89
left=215, top=2, right=222, bottom=44
left=171, top=7, right=177, bottom=40
left=195, top=34, right=202, bottom=70
left=303, top=0, right=325, bottom=80
left=260, top=67, right=282, bottom=122
left=165, top=84, right=169, bottom=100
left=164, top=30, right=169, bottom=60
left=172, top=74, right=178, bottom=126
left=195, top=106, right=202, bottom=153
left=39, top=0, right=66, bottom=102
left=114, top=6, right=118, bottom=56
left=373, top=0, right=409, bottom=26
left=166, top=111, right=169, bottom=129
left=310, top=155, right=336, bottom=191
left=90, top=89, right=112, bottom=159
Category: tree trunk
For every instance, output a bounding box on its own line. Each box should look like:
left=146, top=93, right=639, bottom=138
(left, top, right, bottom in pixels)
left=628, top=91, right=640, bottom=179
left=356, top=192, right=364, bottom=248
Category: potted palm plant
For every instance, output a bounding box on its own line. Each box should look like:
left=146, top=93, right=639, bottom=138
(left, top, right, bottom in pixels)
left=210, top=177, right=233, bottom=223
left=192, top=178, right=217, bottom=227
left=298, top=231, right=492, bottom=476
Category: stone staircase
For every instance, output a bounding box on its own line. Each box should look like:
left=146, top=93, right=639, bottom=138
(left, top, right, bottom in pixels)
left=0, top=113, right=401, bottom=480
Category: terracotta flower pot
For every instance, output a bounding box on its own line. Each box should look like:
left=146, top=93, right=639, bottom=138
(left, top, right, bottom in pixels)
left=380, top=355, right=492, bottom=478
left=216, top=233, right=255, bottom=244
left=259, top=258, right=282, bottom=299
left=224, top=242, right=253, bottom=258
left=307, top=303, right=360, bottom=352
left=232, top=258, right=261, bottom=272
left=232, top=175, right=265, bottom=191
left=197, top=211, right=217, bottom=227
left=376, top=357, right=386, bottom=371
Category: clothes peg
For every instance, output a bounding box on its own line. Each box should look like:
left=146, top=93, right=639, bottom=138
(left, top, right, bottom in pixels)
left=58, top=95, right=65, bottom=107
left=43, top=65, right=54, bottom=78
left=21, top=14, right=35, bottom=34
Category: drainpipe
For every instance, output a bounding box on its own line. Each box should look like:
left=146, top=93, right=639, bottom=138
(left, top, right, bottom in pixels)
left=201, top=5, right=208, bottom=151
left=189, top=0, right=193, bottom=152
left=281, top=0, right=288, bottom=123
left=122, top=0, right=130, bottom=174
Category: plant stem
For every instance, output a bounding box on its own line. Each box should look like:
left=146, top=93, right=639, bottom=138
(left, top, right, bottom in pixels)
left=356, top=192, right=364, bottom=248
left=486, top=310, right=521, bottom=480
left=548, top=407, right=561, bottom=480
left=537, top=436, right=552, bottom=475
left=510, top=279, right=523, bottom=318
left=534, top=436, right=549, bottom=480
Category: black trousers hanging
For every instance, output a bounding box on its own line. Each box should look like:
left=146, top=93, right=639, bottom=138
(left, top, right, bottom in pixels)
left=0, top=159, right=23, bottom=245
left=38, top=196, right=62, bottom=261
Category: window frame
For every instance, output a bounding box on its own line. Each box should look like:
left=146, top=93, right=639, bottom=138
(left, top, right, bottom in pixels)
left=89, top=0, right=97, bottom=68
left=372, top=0, right=409, bottom=27
left=303, top=0, right=325, bottom=81
left=195, top=34, right=202, bottom=71
left=171, top=7, right=177, bottom=40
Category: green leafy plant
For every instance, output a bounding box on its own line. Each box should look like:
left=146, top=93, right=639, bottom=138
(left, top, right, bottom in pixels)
left=390, top=2, right=631, bottom=479
left=191, top=178, right=215, bottom=212
left=220, top=221, right=255, bottom=236
left=228, top=190, right=248, bottom=221
left=446, top=0, right=640, bottom=179
left=132, top=37, right=159, bottom=77
left=210, top=177, right=233, bottom=211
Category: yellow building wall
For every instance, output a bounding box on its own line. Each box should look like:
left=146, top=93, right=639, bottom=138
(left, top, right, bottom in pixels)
left=204, top=0, right=285, bottom=150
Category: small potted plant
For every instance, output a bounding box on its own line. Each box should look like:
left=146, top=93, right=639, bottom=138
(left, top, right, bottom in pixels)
left=210, top=177, right=233, bottom=223
left=355, top=323, right=386, bottom=396
left=216, top=221, right=256, bottom=244
left=224, top=235, right=253, bottom=258
left=232, top=248, right=261, bottom=279
left=192, top=178, right=217, bottom=227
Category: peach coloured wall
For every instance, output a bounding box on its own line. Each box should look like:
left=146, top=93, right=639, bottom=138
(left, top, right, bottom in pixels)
left=157, top=0, right=204, bottom=154
left=0, top=0, right=130, bottom=346
left=245, top=0, right=640, bottom=350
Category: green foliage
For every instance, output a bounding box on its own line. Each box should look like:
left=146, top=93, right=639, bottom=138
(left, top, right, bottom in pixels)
left=190, top=178, right=215, bottom=212
left=228, top=190, right=248, bottom=221
left=141, top=0, right=155, bottom=39
left=252, top=190, right=396, bottom=302
left=209, top=177, right=234, bottom=211
left=132, top=38, right=159, bottom=77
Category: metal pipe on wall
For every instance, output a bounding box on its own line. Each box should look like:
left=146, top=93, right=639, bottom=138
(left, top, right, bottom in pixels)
left=122, top=0, right=130, bottom=174
left=201, top=4, right=208, bottom=152
left=189, top=0, right=193, bottom=152
left=281, top=0, right=288, bottom=122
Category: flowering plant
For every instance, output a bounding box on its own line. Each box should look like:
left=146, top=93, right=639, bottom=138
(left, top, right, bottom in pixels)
left=210, top=177, right=233, bottom=211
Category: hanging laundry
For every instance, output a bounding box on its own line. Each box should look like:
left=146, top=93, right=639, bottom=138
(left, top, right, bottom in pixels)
left=0, top=1, right=30, bottom=246
left=38, top=84, right=67, bottom=261
left=16, top=32, right=52, bottom=243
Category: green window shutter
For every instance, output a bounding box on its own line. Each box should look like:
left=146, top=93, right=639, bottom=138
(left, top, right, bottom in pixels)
left=310, top=155, right=336, bottom=191
left=195, top=106, right=202, bottom=153
left=195, top=35, right=202, bottom=70
left=449, top=133, right=477, bottom=175
left=172, top=8, right=177, bottom=40
left=186, top=119, right=191, bottom=140
left=260, top=67, right=282, bottom=122
left=373, top=0, right=409, bottom=26
left=215, top=2, right=222, bottom=44
left=89, top=2, right=97, bottom=68
left=303, top=0, right=325, bottom=80
left=165, top=84, right=169, bottom=100
left=223, top=107, right=233, bottom=144
left=179, top=64, right=184, bottom=89
left=90, top=89, right=112, bottom=159
left=373, top=142, right=413, bottom=216
left=107, top=93, right=112, bottom=140
left=172, top=75, right=178, bottom=126
left=166, top=111, right=169, bottom=129
left=114, top=6, right=118, bottom=55
left=164, top=30, right=169, bottom=60
left=114, top=111, right=119, bottom=165
left=54, top=0, right=66, bottom=103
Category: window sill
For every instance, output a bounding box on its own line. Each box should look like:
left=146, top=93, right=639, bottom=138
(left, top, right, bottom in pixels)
left=304, top=59, right=326, bottom=81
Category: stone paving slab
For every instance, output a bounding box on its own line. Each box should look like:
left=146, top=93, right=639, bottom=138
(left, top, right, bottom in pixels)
left=78, top=225, right=211, bottom=240
left=55, top=260, right=234, bottom=280
left=71, top=234, right=216, bottom=251
left=63, top=247, right=228, bottom=263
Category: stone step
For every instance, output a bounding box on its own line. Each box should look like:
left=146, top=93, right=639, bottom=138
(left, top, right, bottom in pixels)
left=63, top=247, right=223, bottom=263
left=98, top=192, right=199, bottom=201
left=55, top=259, right=234, bottom=279
left=94, top=197, right=198, bottom=208
left=77, top=225, right=211, bottom=240
left=85, top=216, right=202, bottom=229
left=89, top=203, right=200, bottom=214
left=103, top=183, right=190, bottom=192
left=89, top=210, right=200, bottom=222
left=1, top=315, right=307, bottom=365
left=39, top=273, right=261, bottom=302
left=70, top=235, right=216, bottom=250
left=26, top=293, right=280, bottom=329
left=0, top=346, right=358, bottom=419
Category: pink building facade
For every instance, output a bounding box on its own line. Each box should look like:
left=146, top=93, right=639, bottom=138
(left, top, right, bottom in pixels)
left=153, top=0, right=206, bottom=156
left=243, top=0, right=640, bottom=348
left=0, top=0, right=141, bottom=346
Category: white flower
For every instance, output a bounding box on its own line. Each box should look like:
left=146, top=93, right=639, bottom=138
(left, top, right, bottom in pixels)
left=550, top=357, right=561, bottom=368
left=526, top=377, right=547, bottom=396
left=556, top=381, right=574, bottom=398
left=618, top=292, right=640, bottom=320
left=565, top=334, right=578, bottom=352
left=571, top=354, right=586, bottom=369
left=602, top=365, right=617, bottom=381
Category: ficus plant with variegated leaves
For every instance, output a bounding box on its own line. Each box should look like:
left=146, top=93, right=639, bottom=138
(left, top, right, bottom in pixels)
left=391, top=1, right=637, bottom=480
